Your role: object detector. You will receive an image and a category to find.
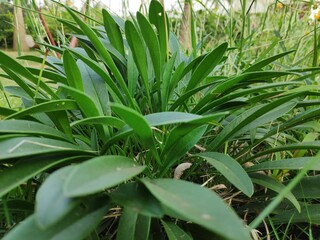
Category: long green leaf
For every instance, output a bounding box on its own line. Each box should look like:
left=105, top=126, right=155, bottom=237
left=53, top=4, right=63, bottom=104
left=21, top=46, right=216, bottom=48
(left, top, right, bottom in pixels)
left=125, top=20, right=151, bottom=105
left=60, top=85, right=102, bottom=117
left=111, top=104, right=153, bottom=146
left=66, top=7, right=134, bottom=108
left=64, top=156, right=146, bottom=197
left=0, top=156, right=89, bottom=197
left=137, top=12, right=162, bottom=85
left=244, top=50, right=295, bottom=73
left=102, top=9, right=125, bottom=56
left=207, top=93, right=302, bottom=150
left=250, top=173, right=300, bottom=211
left=272, top=204, right=320, bottom=225
left=6, top=99, right=78, bottom=120
left=65, top=48, right=126, bottom=105
left=116, top=208, right=138, bottom=240
left=71, top=116, right=125, bottom=129
left=63, top=50, right=84, bottom=92
left=160, top=125, right=207, bottom=176
left=192, top=71, right=292, bottom=113
left=290, top=175, right=320, bottom=199
left=161, top=220, right=193, bottom=240
left=109, top=182, right=164, bottom=218
left=0, top=137, right=93, bottom=160
left=246, top=157, right=320, bottom=172
left=78, top=60, right=108, bottom=115
left=185, top=42, right=228, bottom=92
left=247, top=141, right=320, bottom=162
left=141, top=178, right=250, bottom=240
left=3, top=197, right=109, bottom=240
left=149, top=0, right=168, bottom=64
left=35, top=166, right=80, bottom=229
left=197, top=152, right=254, bottom=197
left=0, top=51, right=58, bottom=99
left=0, top=120, right=69, bottom=141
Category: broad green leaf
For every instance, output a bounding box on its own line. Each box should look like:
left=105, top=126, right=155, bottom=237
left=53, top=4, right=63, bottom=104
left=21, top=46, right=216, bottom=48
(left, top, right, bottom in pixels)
left=250, top=173, right=300, bottom=211
left=45, top=110, right=73, bottom=139
left=185, top=42, right=228, bottom=92
left=116, top=209, right=151, bottom=240
left=112, top=104, right=153, bottom=145
left=135, top=215, right=151, bottom=240
left=0, top=137, right=93, bottom=160
left=78, top=60, right=108, bottom=115
left=145, top=111, right=202, bottom=125
left=0, top=156, right=88, bottom=197
left=109, top=182, right=164, bottom=218
left=60, top=85, right=102, bottom=117
left=63, top=50, right=84, bottom=92
left=141, top=179, right=250, bottom=240
left=137, top=12, right=162, bottom=84
left=71, top=116, right=125, bottom=129
left=102, top=9, right=125, bottom=56
left=125, top=20, right=150, bottom=104
left=272, top=204, right=320, bottom=225
left=197, top=152, right=254, bottom=197
left=246, top=157, right=320, bottom=172
left=161, top=220, right=193, bottom=240
left=35, top=166, right=80, bottom=229
left=160, top=125, right=207, bottom=176
left=5, top=99, right=78, bottom=120
left=0, top=120, right=69, bottom=141
left=64, top=155, right=146, bottom=197
left=159, top=112, right=222, bottom=154
left=116, top=208, right=138, bottom=240
left=3, top=196, right=109, bottom=240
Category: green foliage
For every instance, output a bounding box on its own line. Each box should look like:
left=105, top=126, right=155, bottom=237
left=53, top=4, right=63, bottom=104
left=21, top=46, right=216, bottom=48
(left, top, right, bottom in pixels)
left=1, top=1, right=320, bottom=239
left=0, top=3, right=13, bottom=48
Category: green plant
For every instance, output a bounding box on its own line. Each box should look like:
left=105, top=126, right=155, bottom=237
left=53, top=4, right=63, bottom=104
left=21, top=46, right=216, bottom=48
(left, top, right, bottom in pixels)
left=1, top=1, right=320, bottom=239
left=0, top=3, right=13, bottom=49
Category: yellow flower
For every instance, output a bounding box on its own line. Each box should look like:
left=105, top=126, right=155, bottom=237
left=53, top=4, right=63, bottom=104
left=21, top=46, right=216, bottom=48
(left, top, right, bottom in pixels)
left=309, top=5, right=320, bottom=23
left=277, top=2, right=284, bottom=9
